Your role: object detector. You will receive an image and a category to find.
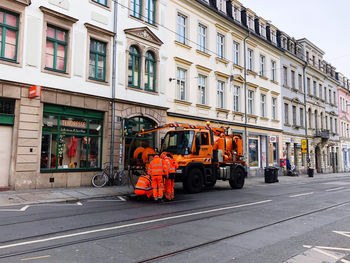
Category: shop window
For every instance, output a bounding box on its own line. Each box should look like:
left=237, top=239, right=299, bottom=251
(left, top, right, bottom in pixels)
left=0, top=9, right=19, bottom=62
left=40, top=105, right=104, bottom=171
left=249, top=138, right=259, bottom=167
left=0, top=98, right=15, bottom=125
left=89, top=39, right=106, bottom=82
left=45, top=25, right=67, bottom=72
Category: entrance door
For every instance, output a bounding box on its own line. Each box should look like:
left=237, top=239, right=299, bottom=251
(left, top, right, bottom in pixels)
left=315, top=146, right=321, bottom=173
left=0, top=126, right=12, bottom=187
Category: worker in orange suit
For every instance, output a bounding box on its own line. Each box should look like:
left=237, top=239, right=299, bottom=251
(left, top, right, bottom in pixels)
left=147, top=155, right=168, bottom=201
left=161, top=153, right=178, bottom=201
left=134, top=173, right=153, bottom=199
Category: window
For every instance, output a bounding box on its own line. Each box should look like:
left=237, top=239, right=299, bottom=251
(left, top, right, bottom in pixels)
left=89, top=39, right=106, bottom=82
left=308, top=109, right=312, bottom=128
left=319, top=84, right=322, bottom=99
left=198, top=74, right=206, bottom=105
left=283, top=66, right=288, bottom=86
left=217, top=0, right=226, bottom=12
left=233, top=42, right=239, bottom=65
left=271, top=30, right=276, bottom=43
left=329, top=89, right=332, bottom=104
left=248, top=15, right=254, bottom=29
left=260, top=22, right=266, bottom=38
left=233, top=86, right=240, bottom=112
left=324, top=86, right=327, bottom=102
left=248, top=138, right=259, bottom=167
left=130, top=0, right=142, bottom=19
left=92, top=0, right=107, bottom=6
left=284, top=103, right=289, bottom=124
left=233, top=6, right=240, bottom=21
left=45, top=25, right=67, bottom=72
left=177, top=14, right=186, bottom=44
left=335, top=118, right=338, bottom=133
left=40, top=105, right=104, bottom=171
left=261, top=94, right=266, bottom=117
left=247, top=49, right=253, bottom=71
left=144, top=51, right=156, bottom=91
left=217, top=33, right=225, bottom=59
left=313, top=81, right=317, bottom=96
left=326, top=116, right=328, bottom=130
left=176, top=68, right=186, bottom=101
left=0, top=9, right=19, bottom=61
left=248, top=90, right=254, bottom=114
left=128, top=45, right=141, bottom=88
left=330, top=117, right=333, bottom=132
left=198, top=24, right=206, bottom=52
left=333, top=91, right=337, bottom=106
left=271, top=61, right=276, bottom=81
left=298, top=74, right=302, bottom=91
left=145, top=0, right=155, bottom=25
left=272, top=98, right=277, bottom=120
left=217, top=81, right=225, bottom=108
left=292, top=105, right=296, bottom=126
left=300, top=108, right=304, bottom=127
left=307, top=78, right=311, bottom=95
left=291, top=70, right=295, bottom=89
left=259, top=55, right=265, bottom=76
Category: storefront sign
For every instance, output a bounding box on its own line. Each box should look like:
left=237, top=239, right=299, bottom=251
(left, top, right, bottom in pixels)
left=28, top=85, right=41, bottom=98
left=61, top=119, right=86, bottom=129
left=269, top=136, right=277, bottom=143
left=301, top=139, right=307, bottom=153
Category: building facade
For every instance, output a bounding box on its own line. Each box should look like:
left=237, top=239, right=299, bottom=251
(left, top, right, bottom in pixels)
left=165, top=0, right=283, bottom=176
left=0, top=0, right=115, bottom=189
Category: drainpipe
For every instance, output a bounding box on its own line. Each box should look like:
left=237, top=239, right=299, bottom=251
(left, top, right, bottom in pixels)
left=303, top=62, right=310, bottom=169
left=243, top=31, right=250, bottom=173
left=110, top=0, right=118, bottom=178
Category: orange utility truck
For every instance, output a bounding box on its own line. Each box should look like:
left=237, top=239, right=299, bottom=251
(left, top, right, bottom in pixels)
left=131, top=122, right=246, bottom=193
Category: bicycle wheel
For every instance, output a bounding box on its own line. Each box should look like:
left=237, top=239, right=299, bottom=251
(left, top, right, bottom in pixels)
left=92, top=172, right=108, bottom=187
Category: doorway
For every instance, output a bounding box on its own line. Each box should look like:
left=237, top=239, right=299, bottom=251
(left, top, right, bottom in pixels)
left=0, top=126, right=13, bottom=187
left=315, top=146, right=321, bottom=173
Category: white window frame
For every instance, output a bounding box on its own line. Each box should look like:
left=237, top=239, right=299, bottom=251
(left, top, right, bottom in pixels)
left=198, top=24, right=207, bottom=53
left=248, top=49, right=253, bottom=71
left=283, top=66, right=288, bottom=87
left=198, top=74, right=207, bottom=105
left=298, top=74, right=302, bottom=91
left=176, top=67, right=187, bottom=101
left=217, top=33, right=225, bottom=59
left=248, top=90, right=254, bottom=115
left=261, top=94, right=266, bottom=117
left=233, top=41, right=239, bottom=65
left=300, top=107, right=304, bottom=127
left=291, top=70, right=295, bottom=89
left=272, top=97, right=277, bottom=120
left=259, top=55, right=265, bottom=76
left=177, top=13, right=186, bottom=44
left=233, top=85, right=240, bottom=112
left=217, top=80, right=225, bottom=109
left=284, top=103, right=289, bottom=124
left=271, top=61, right=276, bottom=81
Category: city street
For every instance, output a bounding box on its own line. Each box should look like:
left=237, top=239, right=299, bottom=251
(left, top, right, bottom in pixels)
left=1, top=176, right=350, bottom=262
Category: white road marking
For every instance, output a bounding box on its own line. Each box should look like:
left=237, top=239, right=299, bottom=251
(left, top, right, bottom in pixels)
left=289, top=192, right=314, bottom=198
left=21, top=255, right=51, bottom=261
left=0, top=202, right=83, bottom=213
left=333, top=231, right=350, bottom=238
left=0, top=199, right=272, bottom=250
left=76, top=202, right=83, bottom=206
left=326, top=187, right=345, bottom=192
left=286, top=246, right=345, bottom=263
left=312, top=247, right=343, bottom=260
left=303, top=245, right=312, bottom=248
left=313, top=246, right=350, bottom=252
left=118, top=196, right=126, bottom=201
left=341, top=259, right=350, bottom=263
left=0, top=205, right=29, bottom=212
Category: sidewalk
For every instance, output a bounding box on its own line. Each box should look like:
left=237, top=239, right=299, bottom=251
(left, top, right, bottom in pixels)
left=0, top=172, right=349, bottom=207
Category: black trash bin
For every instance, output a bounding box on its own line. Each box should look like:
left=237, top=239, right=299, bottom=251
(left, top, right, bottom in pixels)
left=265, top=167, right=276, bottom=183
left=307, top=168, right=314, bottom=177
left=273, top=167, right=279, bottom=182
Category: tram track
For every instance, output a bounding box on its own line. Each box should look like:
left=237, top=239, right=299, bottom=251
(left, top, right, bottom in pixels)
left=0, top=197, right=350, bottom=260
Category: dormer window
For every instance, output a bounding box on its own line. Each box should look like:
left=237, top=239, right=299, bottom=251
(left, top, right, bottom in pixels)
left=260, top=22, right=266, bottom=38
left=270, top=30, right=276, bottom=43
left=248, top=15, right=254, bottom=29
left=282, top=38, right=287, bottom=49
left=217, top=0, right=226, bottom=13
left=233, top=6, right=240, bottom=22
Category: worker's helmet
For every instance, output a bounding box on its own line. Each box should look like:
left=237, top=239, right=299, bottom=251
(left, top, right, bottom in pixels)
left=160, top=152, right=167, bottom=159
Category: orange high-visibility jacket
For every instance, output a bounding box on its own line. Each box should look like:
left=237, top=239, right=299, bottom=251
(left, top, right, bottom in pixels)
left=165, top=157, right=178, bottom=174
left=148, top=155, right=168, bottom=176
left=135, top=174, right=152, bottom=196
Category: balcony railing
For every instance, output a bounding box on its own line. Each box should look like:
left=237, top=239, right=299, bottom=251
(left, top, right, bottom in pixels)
left=315, top=129, right=330, bottom=139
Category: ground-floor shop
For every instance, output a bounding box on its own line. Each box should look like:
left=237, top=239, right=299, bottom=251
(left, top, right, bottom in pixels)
left=340, top=139, right=350, bottom=172
left=282, top=134, right=307, bottom=174
left=166, top=114, right=282, bottom=177
left=308, top=139, right=340, bottom=174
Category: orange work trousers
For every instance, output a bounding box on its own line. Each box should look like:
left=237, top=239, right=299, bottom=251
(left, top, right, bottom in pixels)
left=151, top=175, right=164, bottom=200
left=164, top=178, right=174, bottom=200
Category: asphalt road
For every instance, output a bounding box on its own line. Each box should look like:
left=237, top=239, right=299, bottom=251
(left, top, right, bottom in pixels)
left=1, top=177, right=350, bottom=263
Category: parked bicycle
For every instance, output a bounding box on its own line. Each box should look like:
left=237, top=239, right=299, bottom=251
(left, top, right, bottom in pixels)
left=92, top=163, right=128, bottom=187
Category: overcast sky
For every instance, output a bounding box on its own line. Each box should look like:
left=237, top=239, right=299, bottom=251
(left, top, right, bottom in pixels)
left=241, top=0, right=350, bottom=78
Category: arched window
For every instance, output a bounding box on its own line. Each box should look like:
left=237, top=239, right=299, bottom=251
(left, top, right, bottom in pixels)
left=144, top=51, right=156, bottom=91
left=128, top=46, right=141, bottom=88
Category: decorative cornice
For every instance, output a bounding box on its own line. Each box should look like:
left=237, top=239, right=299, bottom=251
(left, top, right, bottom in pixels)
left=85, top=23, right=114, bottom=37
left=196, top=49, right=211, bottom=58
left=40, top=6, right=78, bottom=24
left=214, top=71, right=230, bottom=79
left=195, top=64, right=212, bottom=73
left=215, top=57, right=229, bottom=65
left=271, top=91, right=280, bottom=96
left=125, top=27, right=163, bottom=46
left=174, top=41, right=192, bottom=50
left=259, top=87, right=269, bottom=92
left=247, top=82, right=259, bottom=89
left=215, top=23, right=229, bottom=33
left=231, top=32, right=243, bottom=41
left=174, top=57, right=193, bottom=66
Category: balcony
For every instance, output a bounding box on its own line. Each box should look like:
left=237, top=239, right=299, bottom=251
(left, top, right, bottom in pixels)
left=315, top=129, right=330, bottom=139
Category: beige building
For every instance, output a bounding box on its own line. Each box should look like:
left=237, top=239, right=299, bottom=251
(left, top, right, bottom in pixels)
left=165, top=0, right=283, bottom=175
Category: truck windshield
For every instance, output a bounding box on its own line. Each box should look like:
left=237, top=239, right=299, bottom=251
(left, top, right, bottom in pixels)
left=162, top=130, right=195, bottom=155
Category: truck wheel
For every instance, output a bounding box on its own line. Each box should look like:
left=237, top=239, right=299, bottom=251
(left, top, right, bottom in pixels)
left=184, top=168, right=203, bottom=193
left=229, top=168, right=245, bottom=189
